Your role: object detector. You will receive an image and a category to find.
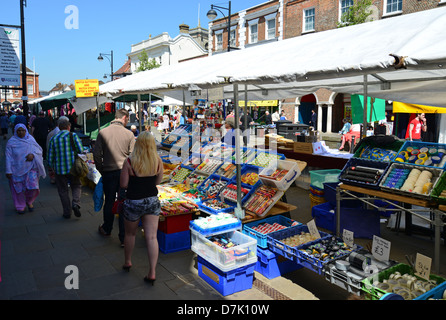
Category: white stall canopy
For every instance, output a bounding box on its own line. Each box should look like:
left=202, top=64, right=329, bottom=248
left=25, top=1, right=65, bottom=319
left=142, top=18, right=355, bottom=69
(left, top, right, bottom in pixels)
left=99, top=6, right=446, bottom=107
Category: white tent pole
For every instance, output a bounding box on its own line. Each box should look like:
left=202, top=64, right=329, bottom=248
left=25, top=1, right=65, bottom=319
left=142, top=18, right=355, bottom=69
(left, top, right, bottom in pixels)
left=362, top=74, right=368, bottom=140
left=182, top=90, right=186, bottom=120
left=233, top=83, right=244, bottom=219
left=149, top=93, right=152, bottom=131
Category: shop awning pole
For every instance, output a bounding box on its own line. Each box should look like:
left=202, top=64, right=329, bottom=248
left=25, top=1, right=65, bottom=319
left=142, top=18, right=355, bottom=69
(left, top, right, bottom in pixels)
left=149, top=93, right=152, bottom=130
left=96, top=95, right=101, bottom=131
left=244, top=85, right=248, bottom=146
left=182, top=90, right=186, bottom=119
left=233, top=83, right=244, bottom=219
left=138, top=94, right=142, bottom=133
left=362, top=74, right=368, bottom=139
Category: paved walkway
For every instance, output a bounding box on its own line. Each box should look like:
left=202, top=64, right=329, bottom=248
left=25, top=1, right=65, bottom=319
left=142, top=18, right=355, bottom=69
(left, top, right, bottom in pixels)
left=0, top=131, right=318, bottom=301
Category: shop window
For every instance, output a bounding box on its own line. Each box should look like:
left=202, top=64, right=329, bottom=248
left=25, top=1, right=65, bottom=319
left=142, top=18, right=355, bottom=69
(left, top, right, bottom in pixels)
left=250, top=23, right=258, bottom=44
left=229, top=29, right=236, bottom=48
left=266, top=18, right=276, bottom=40
left=216, top=33, right=223, bottom=51
left=303, top=8, right=315, bottom=33
left=339, top=0, right=353, bottom=21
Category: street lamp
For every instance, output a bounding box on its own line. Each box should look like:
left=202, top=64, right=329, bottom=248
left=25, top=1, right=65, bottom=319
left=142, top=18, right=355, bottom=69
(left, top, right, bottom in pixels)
left=98, top=50, right=114, bottom=81
left=207, top=1, right=232, bottom=52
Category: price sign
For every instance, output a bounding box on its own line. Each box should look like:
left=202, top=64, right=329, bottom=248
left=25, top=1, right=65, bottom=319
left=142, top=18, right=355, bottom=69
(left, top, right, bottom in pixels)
left=372, top=235, right=391, bottom=262
left=343, top=229, right=354, bottom=248
left=415, top=253, right=431, bottom=281
left=307, top=219, right=321, bottom=239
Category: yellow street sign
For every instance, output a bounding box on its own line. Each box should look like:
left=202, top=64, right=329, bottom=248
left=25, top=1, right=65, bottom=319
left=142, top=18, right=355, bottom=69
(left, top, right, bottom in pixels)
left=75, top=79, right=99, bottom=98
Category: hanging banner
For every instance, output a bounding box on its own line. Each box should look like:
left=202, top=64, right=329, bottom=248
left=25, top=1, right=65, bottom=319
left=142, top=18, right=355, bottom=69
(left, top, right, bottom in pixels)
left=351, top=94, right=385, bottom=124
left=393, top=101, right=446, bottom=114
left=238, top=100, right=278, bottom=107
left=0, top=28, right=21, bottom=87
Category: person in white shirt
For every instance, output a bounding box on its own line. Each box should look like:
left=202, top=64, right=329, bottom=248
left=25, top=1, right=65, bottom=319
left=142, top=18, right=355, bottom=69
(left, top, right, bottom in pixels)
left=272, top=111, right=280, bottom=122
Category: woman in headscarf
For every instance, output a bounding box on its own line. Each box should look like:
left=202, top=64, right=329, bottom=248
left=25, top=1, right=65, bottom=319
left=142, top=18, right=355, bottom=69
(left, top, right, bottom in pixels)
left=5, top=124, right=46, bottom=214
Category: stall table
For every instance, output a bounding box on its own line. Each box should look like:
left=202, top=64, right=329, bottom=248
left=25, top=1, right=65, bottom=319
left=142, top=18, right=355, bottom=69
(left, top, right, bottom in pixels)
left=336, top=183, right=446, bottom=273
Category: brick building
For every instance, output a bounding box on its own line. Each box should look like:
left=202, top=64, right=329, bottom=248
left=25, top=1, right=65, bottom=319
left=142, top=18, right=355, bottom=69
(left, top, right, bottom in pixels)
left=208, top=0, right=446, bottom=132
left=1, top=65, right=40, bottom=110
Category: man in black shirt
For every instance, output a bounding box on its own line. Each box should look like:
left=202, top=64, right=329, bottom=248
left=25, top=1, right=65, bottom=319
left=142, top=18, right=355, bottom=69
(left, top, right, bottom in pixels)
left=31, top=111, right=53, bottom=159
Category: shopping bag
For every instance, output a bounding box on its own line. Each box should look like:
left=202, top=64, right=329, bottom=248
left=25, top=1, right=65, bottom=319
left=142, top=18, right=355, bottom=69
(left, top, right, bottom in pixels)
left=93, top=177, right=104, bottom=212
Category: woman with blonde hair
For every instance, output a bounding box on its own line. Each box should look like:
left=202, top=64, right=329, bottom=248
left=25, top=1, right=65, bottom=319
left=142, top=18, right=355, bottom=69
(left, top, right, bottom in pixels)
left=120, top=131, right=163, bottom=284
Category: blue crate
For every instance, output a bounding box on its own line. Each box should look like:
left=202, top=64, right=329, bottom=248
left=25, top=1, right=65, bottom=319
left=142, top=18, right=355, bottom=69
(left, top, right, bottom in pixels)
left=197, top=198, right=235, bottom=215
left=396, top=141, right=446, bottom=169
left=190, top=217, right=241, bottom=235
left=181, top=152, right=204, bottom=170
left=229, top=164, right=262, bottom=190
left=197, top=256, right=255, bottom=296
left=249, top=151, right=286, bottom=168
left=297, top=238, right=362, bottom=275
left=161, top=135, right=180, bottom=148
left=243, top=215, right=302, bottom=248
left=229, top=147, right=257, bottom=164
left=266, top=224, right=331, bottom=261
left=323, top=182, right=362, bottom=207
left=220, top=182, right=257, bottom=206
left=198, top=174, right=229, bottom=196
left=339, top=158, right=390, bottom=189
left=255, top=247, right=302, bottom=279
left=157, top=230, right=191, bottom=254
left=311, top=201, right=381, bottom=238
left=415, top=280, right=446, bottom=300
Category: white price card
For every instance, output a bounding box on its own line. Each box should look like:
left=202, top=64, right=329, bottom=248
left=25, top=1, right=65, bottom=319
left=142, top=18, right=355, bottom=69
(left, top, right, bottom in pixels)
left=307, top=219, right=321, bottom=239
left=415, top=253, right=432, bottom=281
left=372, top=235, right=391, bottom=262
left=343, top=229, right=354, bottom=248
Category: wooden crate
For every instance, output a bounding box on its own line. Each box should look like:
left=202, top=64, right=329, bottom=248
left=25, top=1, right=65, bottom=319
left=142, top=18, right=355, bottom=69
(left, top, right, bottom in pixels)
left=293, top=142, right=313, bottom=154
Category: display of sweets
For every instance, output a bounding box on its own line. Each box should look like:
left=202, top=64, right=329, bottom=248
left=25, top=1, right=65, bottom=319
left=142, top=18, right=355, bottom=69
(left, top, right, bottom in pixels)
left=201, top=199, right=233, bottom=211
left=160, top=199, right=197, bottom=216
left=162, top=135, right=178, bottom=145
left=280, top=232, right=318, bottom=247
left=200, top=178, right=227, bottom=197
left=260, top=169, right=289, bottom=181
left=300, top=237, right=353, bottom=261
left=251, top=152, right=282, bottom=168
left=359, top=146, right=397, bottom=162
left=192, top=212, right=239, bottom=230
left=171, top=167, right=192, bottom=183
left=216, top=163, right=236, bottom=179
left=186, top=173, right=207, bottom=188
left=371, top=271, right=441, bottom=300
left=220, top=184, right=249, bottom=202
left=183, top=155, right=202, bottom=169
left=207, top=234, right=240, bottom=249
left=241, top=172, right=259, bottom=186
left=382, top=167, right=434, bottom=195
left=175, top=137, right=190, bottom=148
left=170, top=183, right=190, bottom=193
left=395, top=146, right=446, bottom=168
left=231, top=149, right=256, bottom=163
left=251, top=222, right=298, bottom=235
left=182, top=189, right=206, bottom=201
left=245, top=185, right=278, bottom=216
left=196, top=159, right=222, bottom=174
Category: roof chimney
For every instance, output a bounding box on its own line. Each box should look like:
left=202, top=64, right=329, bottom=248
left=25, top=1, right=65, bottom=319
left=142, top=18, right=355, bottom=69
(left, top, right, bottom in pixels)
left=179, top=23, right=190, bottom=34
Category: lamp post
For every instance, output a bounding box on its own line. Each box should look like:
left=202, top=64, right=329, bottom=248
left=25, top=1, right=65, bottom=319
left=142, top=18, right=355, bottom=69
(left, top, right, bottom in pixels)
left=207, top=1, right=232, bottom=52
left=97, top=50, right=114, bottom=81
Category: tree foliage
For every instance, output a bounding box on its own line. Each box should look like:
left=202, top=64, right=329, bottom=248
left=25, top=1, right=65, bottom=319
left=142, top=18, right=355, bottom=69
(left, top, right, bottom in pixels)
left=338, top=0, right=374, bottom=27
left=136, top=50, right=160, bottom=72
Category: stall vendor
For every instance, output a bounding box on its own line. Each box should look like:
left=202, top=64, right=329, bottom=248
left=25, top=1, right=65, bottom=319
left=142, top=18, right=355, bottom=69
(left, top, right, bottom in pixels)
left=221, top=117, right=236, bottom=146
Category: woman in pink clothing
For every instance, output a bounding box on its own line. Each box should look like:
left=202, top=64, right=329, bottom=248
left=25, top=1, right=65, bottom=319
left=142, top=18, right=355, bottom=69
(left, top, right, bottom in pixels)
left=5, top=124, right=46, bottom=214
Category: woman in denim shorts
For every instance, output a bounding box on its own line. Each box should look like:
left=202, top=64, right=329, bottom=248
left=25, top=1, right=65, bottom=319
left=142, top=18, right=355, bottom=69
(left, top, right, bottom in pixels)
left=120, top=131, right=164, bottom=284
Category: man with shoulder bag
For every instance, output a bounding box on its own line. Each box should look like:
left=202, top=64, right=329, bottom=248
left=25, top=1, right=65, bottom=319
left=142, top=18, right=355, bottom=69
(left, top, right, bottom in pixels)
left=47, top=119, right=84, bottom=219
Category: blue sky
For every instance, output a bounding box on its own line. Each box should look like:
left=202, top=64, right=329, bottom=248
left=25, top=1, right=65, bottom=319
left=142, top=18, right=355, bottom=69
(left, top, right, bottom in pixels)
left=1, top=0, right=263, bottom=91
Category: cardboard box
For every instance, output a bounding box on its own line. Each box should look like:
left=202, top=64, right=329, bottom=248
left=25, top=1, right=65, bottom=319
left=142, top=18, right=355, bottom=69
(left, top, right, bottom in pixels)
left=293, top=142, right=313, bottom=154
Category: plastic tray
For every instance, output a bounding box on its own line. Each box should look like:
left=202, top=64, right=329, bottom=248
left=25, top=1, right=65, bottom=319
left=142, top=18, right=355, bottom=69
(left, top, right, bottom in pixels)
left=309, top=169, right=341, bottom=190
left=243, top=184, right=284, bottom=218
left=197, top=198, right=235, bottom=215
left=191, top=229, right=258, bottom=272
left=249, top=151, right=285, bottom=168
left=230, top=164, right=262, bottom=189
left=182, top=153, right=203, bottom=170
left=230, top=147, right=257, bottom=164
left=198, top=174, right=229, bottom=198
left=339, top=158, right=390, bottom=189
left=243, top=215, right=302, bottom=248
left=430, top=171, right=446, bottom=205
left=259, top=159, right=300, bottom=191
left=169, top=166, right=193, bottom=183
left=395, top=141, right=446, bottom=169
left=361, top=263, right=446, bottom=300
left=379, top=162, right=443, bottom=199
left=354, top=139, right=403, bottom=162
left=157, top=230, right=191, bottom=254
left=266, top=224, right=331, bottom=262
left=189, top=214, right=241, bottom=235
left=220, top=182, right=256, bottom=206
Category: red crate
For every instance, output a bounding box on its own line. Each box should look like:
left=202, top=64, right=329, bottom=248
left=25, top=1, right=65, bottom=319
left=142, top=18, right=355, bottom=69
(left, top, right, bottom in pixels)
left=158, top=213, right=192, bottom=234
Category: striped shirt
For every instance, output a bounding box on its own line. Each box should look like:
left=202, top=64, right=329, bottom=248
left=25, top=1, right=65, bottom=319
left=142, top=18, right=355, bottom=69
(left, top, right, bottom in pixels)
left=48, top=130, right=83, bottom=175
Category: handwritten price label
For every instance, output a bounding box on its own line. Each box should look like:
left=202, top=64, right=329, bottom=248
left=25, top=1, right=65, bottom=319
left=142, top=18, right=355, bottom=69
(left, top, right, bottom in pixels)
left=343, top=229, right=354, bottom=248
left=415, top=253, right=431, bottom=281
left=372, top=235, right=391, bottom=262
left=307, top=219, right=321, bottom=239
